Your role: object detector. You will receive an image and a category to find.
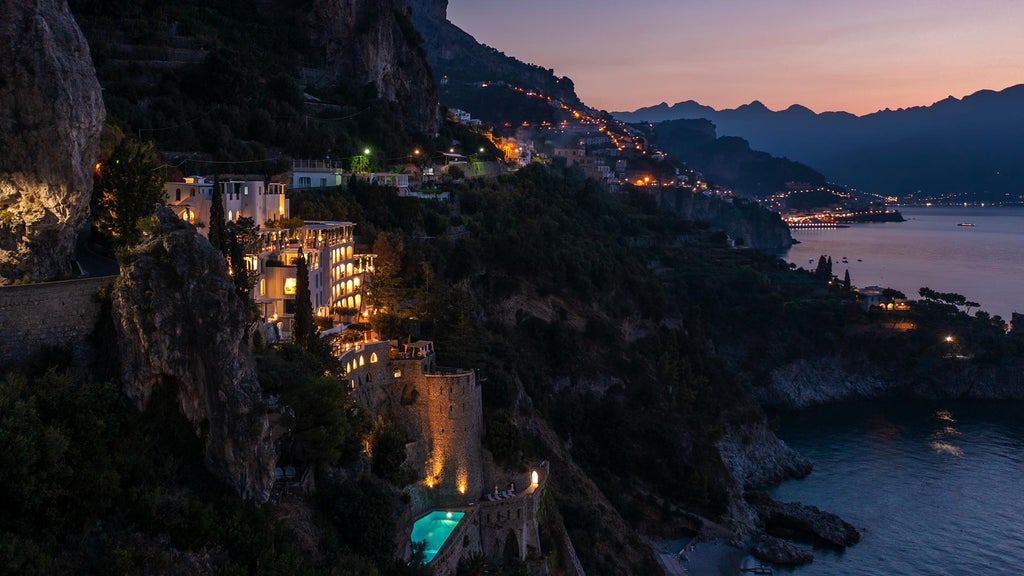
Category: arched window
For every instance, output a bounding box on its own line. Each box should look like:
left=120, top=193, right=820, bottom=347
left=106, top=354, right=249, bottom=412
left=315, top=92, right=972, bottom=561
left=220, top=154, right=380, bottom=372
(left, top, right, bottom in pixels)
left=370, top=352, right=378, bottom=363
left=175, top=188, right=181, bottom=201
left=359, top=355, right=365, bottom=367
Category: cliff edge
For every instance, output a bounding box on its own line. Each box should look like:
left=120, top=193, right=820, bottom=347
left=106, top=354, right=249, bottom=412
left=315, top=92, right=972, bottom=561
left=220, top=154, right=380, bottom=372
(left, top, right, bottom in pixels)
left=112, top=207, right=277, bottom=503
left=0, top=0, right=104, bottom=284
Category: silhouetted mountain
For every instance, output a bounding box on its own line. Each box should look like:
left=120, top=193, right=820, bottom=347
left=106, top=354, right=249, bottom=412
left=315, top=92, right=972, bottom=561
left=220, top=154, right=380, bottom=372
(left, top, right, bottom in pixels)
left=649, top=118, right=828, bottom=198
left=617, top=85, right=1024, bottom=200
left=407, top=0, right=581, bottom=107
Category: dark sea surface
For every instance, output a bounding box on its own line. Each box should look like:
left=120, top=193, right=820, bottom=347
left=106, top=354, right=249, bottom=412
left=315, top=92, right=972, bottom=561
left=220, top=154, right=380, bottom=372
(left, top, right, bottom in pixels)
left=784, top=206, right=1024, bottom=321
left=768, top=400, right=1024, bottom=576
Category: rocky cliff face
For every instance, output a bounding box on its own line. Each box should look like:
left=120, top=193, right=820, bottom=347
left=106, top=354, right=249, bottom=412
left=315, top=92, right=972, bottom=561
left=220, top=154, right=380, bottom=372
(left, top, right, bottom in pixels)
left=758, top=356, right=893, bottom=410
left=717, top=419, right=812, bottom=491
left=758, top=355, right=1024, bottom=411
left=113, top=207, right=276, bottom=503
left=308, top=0, right=440, bottom=133
left=716, top=418, right=812, bottom=540
left=0, top=0, right=105, bottom=284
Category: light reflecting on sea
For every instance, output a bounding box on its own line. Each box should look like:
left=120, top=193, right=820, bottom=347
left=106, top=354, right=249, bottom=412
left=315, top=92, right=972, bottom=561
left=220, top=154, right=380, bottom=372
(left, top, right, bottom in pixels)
left=784, top=206, right=1024, bottom=320
left=769, top=401, right=1024, bottom=576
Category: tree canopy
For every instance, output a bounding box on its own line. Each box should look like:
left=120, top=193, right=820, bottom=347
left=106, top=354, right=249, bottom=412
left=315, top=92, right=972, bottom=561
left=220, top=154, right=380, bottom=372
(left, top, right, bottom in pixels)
left=95, top=136, right=165, bottom=246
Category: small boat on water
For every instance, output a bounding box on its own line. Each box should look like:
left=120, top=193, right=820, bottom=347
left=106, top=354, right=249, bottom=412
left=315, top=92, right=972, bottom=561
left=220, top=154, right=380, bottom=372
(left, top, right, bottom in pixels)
left=957, top=222, right=975, bottom=227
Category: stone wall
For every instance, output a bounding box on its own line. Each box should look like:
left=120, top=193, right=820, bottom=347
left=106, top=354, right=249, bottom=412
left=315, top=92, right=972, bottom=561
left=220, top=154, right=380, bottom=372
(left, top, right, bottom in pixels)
left=405, top=368, right=484, bottom=502
left=479, top=462, right=547, bottom=562
left=0, top=275, right=115, bottom=372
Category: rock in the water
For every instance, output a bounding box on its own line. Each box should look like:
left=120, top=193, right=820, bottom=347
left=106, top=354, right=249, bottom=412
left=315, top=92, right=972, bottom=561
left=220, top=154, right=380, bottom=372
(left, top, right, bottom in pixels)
left=113, top=206, right=276, bottom=503
left=0, top=0, right=105, bottom=284
left=747, top=492, right=860, bottom=548
left=751, top=534, right=814, bottom=566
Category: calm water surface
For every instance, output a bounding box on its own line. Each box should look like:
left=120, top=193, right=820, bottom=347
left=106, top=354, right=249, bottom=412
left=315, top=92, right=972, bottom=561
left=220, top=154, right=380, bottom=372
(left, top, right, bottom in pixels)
left=785, top=206, right=1024, bottom=320
left=769, top=401, right=1024, bottom=576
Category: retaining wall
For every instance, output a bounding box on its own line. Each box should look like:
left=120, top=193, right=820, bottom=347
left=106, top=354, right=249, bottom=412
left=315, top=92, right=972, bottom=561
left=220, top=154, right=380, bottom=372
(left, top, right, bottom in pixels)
left=0, top=276, right=115, bottom=372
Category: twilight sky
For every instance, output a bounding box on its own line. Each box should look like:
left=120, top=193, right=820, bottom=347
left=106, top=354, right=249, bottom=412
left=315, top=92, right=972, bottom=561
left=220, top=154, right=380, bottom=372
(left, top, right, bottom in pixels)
left=447, top=0, right=1024, bottom=116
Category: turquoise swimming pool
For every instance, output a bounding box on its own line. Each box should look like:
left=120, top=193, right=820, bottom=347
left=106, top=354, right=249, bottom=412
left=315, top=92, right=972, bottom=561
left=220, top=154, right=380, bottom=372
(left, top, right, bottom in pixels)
left=410, top=510, right=465, bottom=563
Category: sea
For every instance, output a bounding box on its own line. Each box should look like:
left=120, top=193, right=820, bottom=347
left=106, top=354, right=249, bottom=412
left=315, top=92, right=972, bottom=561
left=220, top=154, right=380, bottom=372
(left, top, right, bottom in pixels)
left=784, top=205, right=1024, bottom=321
left=768, top=400, right=1024, bottom=576
left=765, top=205, right=1024, bottom=575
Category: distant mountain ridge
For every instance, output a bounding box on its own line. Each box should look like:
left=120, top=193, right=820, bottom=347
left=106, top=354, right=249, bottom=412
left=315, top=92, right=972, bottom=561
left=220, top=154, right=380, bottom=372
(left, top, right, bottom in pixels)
left=616, top=85, right=1024, bottom=200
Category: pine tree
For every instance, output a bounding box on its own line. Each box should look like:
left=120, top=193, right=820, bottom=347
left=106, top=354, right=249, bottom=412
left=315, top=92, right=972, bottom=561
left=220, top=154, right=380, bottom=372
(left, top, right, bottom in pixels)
left=95, top=136, right=165, bottom=246
left=292, top=247, right=315, bottom=348
left=208, top=174, right=226, bottom=252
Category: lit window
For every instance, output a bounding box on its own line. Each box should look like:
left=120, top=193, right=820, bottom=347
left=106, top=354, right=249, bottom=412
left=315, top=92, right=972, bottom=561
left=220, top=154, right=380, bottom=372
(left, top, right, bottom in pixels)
left=370, top=352, right=378, bottom=363
left=284, top=277, right=297, bottom=295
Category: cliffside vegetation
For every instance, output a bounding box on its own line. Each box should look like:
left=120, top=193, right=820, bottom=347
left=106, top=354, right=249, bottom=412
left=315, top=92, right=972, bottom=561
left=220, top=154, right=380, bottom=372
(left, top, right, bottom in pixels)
left=6, top=157, right=1022, bottom=574
left=69, top=0, right=437, bottom=164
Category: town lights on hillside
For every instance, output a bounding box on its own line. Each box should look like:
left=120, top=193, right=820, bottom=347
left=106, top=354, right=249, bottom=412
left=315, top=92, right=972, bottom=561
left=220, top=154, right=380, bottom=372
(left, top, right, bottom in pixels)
left=945, top=335, right=954, bottom=343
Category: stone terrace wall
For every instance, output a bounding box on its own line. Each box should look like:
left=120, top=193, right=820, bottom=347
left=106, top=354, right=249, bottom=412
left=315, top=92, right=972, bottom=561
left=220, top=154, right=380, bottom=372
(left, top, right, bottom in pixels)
left=0, top=276, right=115, bottom=372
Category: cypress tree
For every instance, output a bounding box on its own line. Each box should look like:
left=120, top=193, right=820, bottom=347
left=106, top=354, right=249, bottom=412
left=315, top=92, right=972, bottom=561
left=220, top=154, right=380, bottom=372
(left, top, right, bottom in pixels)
left=208, top=174, right=226, bottom=252
left=843, top=269, right=851, bottom=290
left=292, top=246, right=315, bottom=348
left=815, top=255, right=829, bottom=278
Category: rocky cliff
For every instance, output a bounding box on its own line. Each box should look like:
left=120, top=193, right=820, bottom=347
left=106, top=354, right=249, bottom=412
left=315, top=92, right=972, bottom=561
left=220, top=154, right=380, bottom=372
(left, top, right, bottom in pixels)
left=656, top=187, right=794, bottom=253
left=757, top=355, right=1024, bottom=411
left=0, top=0, right=104, bottom=284
left=112, top=207, right=276, bottom=503
left=407, top=0, right=447, bottom=22
left=717, top=419, right=812, bottom=491
left=307, top=0, right=440, bottom=133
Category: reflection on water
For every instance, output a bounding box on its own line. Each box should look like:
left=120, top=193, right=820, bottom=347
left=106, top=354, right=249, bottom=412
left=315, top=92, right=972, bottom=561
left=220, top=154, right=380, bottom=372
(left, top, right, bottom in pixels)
left=930, top=410, right=963, bottom=456
left=770, top=400, right=1024, bottom=575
